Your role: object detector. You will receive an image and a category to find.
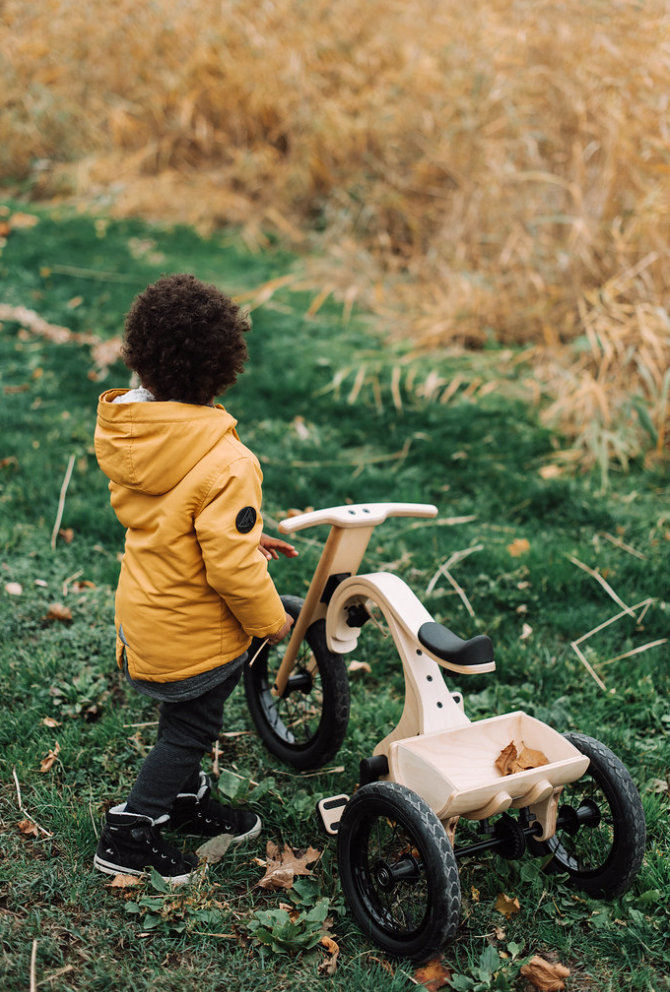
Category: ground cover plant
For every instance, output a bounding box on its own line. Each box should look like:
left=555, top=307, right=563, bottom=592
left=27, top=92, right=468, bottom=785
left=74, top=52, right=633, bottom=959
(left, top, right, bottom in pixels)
left=0, top=204, right=668, bottom=991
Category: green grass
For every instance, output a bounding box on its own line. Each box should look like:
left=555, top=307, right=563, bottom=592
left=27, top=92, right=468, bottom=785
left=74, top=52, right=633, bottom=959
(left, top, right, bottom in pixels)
left=1, top=200, right=668, bottom=991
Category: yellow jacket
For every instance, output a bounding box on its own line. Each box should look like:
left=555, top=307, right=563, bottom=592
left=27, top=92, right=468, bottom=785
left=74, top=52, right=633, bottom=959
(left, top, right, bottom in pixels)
left=95, top=389, right=286, bottom=681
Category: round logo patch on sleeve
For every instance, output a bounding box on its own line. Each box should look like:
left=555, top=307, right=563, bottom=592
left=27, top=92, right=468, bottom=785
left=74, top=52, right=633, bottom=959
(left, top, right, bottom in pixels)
left=235, top=506, right=257, bottom=534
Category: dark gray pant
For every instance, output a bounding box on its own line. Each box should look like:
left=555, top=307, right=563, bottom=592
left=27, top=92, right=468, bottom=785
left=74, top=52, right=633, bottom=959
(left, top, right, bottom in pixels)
left=125, top=665, right=244, bottom=820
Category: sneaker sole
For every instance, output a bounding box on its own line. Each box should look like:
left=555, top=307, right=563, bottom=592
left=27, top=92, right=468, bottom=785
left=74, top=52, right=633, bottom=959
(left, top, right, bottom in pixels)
left=93, top=853, right=196, bottom=886
left=178, top=814, right=262, bottom=845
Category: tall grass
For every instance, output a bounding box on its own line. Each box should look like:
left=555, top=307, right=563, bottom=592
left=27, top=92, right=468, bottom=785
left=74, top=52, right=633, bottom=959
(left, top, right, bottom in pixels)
left=1, top=0, right=669, bottom=471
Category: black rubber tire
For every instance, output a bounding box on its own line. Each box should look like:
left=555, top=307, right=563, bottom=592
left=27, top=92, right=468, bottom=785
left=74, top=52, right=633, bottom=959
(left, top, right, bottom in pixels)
left=244, top=595, right=350, bottom=770
left=529, top=732, right=646, bottom=898
left=337, top=781, right=461, bottom=962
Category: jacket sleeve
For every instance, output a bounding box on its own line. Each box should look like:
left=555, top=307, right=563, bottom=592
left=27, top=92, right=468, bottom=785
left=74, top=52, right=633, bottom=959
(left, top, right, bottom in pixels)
left=194, top=454, right=287, bottom=639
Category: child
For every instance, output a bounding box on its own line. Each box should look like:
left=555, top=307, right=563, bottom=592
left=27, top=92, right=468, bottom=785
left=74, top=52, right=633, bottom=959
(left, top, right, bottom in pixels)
left=93, top=273, right=297, bottom=883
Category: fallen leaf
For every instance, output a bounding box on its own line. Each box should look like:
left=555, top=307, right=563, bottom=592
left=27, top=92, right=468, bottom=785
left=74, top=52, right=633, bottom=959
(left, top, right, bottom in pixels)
left=45, top=603, right=73, bottom=622
left=507, top=537, right=531, bottom=557
left=9, top=212, right=40, bottom=228
left=18, top=819, right=39, bottom=837
left=42, top=716, right=62, bottom=728
left=347, top=660, right=372, bottom=675
left=494, top=892, right=521, bottom=918
left=197, top=832, right=234, bottom=865
left=34, top=579, right=49, bottom=588
left=257, top=841, right=321, bottom=891
left=108, top=874, right=141, bottom=888
left=0, top=456, right=19, bottom=469
left=515, top=743, right=550, bottom=771
left=292, top=416, right=311, bottom=440
left=4, top=582, right=23, bottom=596
left=520, top=622, right=533, bottom=640
left=414, top=957, right=453, bottom=990
left=71, top=580, right=96, bottom=592
left=471, top=886, right=481, bottom=902
left=370, top=956, right=395, bottom=976
left=495, top=741, right=549, bottom=776
left=90, top=337, right=123, bottom=379
left=0, top=221, right=11, bottom=237
left=67, top=296, right=84, bottom=309
left=278, top=901, right=301, bottom=923
left=520, top=955, right=570, bottom=991
left=495, top=742, right=518, bottom=776
left=59, top=528, right=75, bottom=544
left=318, top=936, right=340, bottom=976
left=285, top=507, right=315, bottom=518
left=538, top=464, right=564, bottom=480
left=39, top=741, right=61, bottom=772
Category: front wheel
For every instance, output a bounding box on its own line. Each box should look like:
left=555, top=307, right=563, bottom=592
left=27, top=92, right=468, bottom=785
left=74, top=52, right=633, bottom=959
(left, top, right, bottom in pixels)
left=244, top=596, right=350, bottom=769
left=530, top=732, right=646, bottom=898
left=337, top=781, right=461, bottom=962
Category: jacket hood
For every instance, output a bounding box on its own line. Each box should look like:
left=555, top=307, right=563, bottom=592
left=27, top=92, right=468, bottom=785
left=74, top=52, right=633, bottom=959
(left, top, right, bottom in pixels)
left=95, top=389, right=238, bottom=495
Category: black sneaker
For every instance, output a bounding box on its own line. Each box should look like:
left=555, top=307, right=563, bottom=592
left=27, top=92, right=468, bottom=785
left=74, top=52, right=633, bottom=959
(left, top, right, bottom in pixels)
left=170, top=772, right=262, bottom=844
left=93, top=805, right=199, bottom=884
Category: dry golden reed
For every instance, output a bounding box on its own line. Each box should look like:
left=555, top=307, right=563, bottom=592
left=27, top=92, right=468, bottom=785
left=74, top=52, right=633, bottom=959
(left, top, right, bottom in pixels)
left=1, top=0, right=669, bottom=473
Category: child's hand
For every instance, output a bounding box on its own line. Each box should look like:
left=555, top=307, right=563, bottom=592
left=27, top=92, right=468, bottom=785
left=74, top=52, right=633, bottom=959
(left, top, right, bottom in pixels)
left=268, top=612, right=294, bottom=645
left=259, top=533, right=299, bottom=561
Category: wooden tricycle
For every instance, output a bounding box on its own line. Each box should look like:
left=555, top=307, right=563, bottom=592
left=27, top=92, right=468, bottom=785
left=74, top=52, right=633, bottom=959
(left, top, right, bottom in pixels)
left=244, top=503, right=646, bottom=961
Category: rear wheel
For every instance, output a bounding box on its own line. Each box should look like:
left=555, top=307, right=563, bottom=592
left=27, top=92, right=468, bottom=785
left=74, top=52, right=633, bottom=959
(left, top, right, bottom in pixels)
left=337, top=781, right=461, bottom=961
left=244, top=596, right=350, bottom=769
left=530, top=732, right=646, bottom=898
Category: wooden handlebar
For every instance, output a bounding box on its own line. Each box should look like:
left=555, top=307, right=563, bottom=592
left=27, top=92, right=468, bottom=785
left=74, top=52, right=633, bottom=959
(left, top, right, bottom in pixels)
left=278, top=502, right=438, bottom=534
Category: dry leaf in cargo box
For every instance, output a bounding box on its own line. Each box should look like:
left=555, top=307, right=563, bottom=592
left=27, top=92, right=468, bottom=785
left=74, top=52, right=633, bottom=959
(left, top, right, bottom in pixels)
left=520, top=955, right=570, bottom=991
left=495, top=742, right=518, bottom=775
left=494, top=892, right=521, bottom=917
left=495, top=741, right=549, bottom=776
left=413, top=957, right=453, bottom=990
left=516, top=743, right=550, bottom=770
left=256, top=841, right=321, bottom=891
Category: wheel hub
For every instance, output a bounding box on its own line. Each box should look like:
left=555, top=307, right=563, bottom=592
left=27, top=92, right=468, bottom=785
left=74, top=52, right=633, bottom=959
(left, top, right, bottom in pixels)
left=558, top=798, right=601, bottom=835
left=283, top=670, right=313, bottom=696
left=374, top=856, right=420, bottom=891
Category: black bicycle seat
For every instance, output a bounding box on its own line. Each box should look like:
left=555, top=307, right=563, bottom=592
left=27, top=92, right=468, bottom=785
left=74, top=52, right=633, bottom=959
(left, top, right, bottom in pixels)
left=417, top=621, right=494, bottom=669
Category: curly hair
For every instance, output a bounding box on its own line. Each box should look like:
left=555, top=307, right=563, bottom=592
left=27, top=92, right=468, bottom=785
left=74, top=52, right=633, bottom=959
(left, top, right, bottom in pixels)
left=121, top=274, right=250, bottom=405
